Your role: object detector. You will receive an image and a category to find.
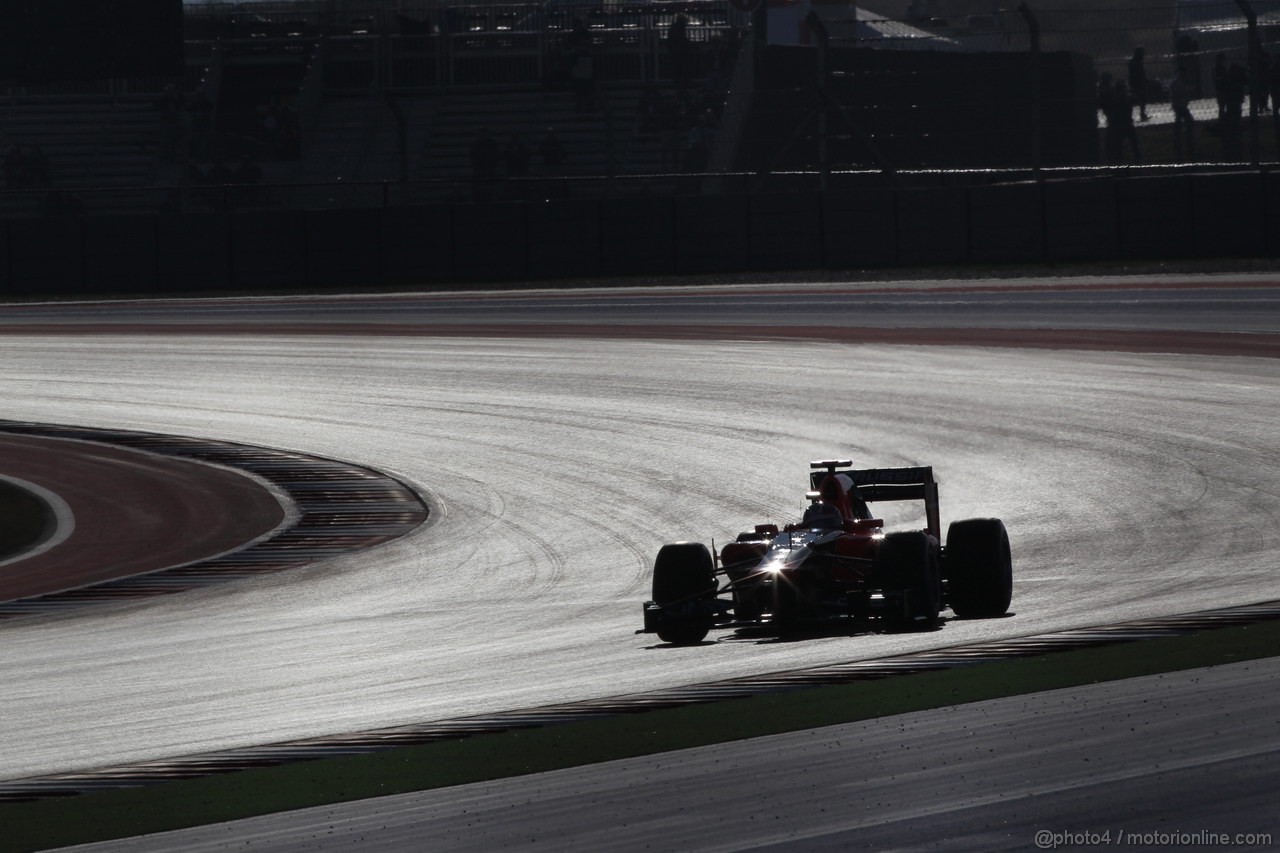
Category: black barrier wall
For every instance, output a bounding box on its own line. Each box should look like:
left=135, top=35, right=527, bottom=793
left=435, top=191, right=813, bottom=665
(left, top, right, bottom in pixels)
left=0, top=172, right=1275, bottom=296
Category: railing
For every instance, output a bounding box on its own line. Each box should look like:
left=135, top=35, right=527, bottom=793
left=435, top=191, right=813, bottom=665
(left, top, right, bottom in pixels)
left=9, top=1, right=1280, bottom=186
left=3, top=159, right=1279, bottom=222
left=204, top=4, right=740, bottom=91
left=180, top=0, right=747, bottom=40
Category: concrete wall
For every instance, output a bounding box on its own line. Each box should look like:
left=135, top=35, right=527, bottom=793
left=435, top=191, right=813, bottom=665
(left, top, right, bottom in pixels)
left=0, top=172, right=1271, bottom=296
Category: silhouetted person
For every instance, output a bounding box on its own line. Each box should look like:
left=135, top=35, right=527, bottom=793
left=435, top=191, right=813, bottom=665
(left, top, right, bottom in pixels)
left=1128, top=46, right=1150, bottom=122
left=1103, top=79, right=1141, bottom=163
left=1170, top=67, right=1196, bottom=160
left=1220, top=62, right=1247, bottom=160
left=1176, top=34, right=1202, bottom=97
left=1250, top=41, right=1271, bottom=114
left=1214, top=53, right=1229, bottom=119
left=1270, top=51, right=1280, bottom=155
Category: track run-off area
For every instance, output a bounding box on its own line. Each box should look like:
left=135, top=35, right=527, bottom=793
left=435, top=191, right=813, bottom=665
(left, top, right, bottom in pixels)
left=0, top=272, right=1277, bottom=790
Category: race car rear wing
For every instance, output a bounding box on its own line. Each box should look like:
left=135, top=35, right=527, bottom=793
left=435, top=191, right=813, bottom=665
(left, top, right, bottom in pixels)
left=810, top=461, right=941, bottom=541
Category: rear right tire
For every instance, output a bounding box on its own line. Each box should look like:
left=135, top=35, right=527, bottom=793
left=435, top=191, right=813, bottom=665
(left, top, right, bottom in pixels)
left=945, top=518, right=1013, bottom=618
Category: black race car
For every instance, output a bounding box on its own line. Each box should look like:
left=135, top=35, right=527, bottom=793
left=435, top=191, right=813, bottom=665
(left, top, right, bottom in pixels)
left=641, top=461, right=1013, bottom=645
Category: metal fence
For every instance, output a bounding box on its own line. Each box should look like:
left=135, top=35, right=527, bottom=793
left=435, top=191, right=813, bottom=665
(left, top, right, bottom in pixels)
left=8, top=0, right=1280, bottom=218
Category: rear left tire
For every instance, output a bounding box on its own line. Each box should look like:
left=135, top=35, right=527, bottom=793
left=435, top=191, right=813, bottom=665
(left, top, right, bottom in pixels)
left=874, top=531, right=941, bottom=629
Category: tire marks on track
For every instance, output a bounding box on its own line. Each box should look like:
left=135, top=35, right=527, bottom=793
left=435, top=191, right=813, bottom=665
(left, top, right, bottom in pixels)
left=0, top=422, right=429, bottom=620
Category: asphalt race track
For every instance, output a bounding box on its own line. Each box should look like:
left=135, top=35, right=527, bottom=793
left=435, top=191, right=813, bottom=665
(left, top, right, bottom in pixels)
left=69, top=656, right=1280, bottom=852
left=0, top=274, right=1277, bottom=842
left=0, top=433, right=289, bottom=601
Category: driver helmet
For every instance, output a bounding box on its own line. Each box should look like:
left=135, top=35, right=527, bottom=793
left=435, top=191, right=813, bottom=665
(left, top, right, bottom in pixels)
left=801, top=501, right=843, bottom=530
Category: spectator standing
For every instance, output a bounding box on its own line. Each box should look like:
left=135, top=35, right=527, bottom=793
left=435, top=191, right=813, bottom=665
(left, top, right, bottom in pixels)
left=1128, top=46, right=1150, bottom=122
left=1110, top=81, right=1141, bottom=163
left=1214, top=53, right=1229, bottom=118
left=1176, top=34, right=1202, bottom=96
left=1250, top=40, right=1271, bottom=114
left=1220, top=62, right=1247, bottom=160
left=1170, top=67, right=1196, bottom=160
left=1271, top=51, right=1280, bottom=155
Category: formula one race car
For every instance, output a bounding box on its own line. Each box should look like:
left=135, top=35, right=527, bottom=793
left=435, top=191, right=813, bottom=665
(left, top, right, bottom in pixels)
left=640, top=461, right=1013, bottom=645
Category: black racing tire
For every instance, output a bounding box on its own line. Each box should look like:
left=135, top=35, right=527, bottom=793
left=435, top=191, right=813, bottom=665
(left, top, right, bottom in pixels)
left=945, top=518, right=1013, bottom=618
left=652, top=542, right=717, bottom=645
left=874, top=531, right=940, bottom=629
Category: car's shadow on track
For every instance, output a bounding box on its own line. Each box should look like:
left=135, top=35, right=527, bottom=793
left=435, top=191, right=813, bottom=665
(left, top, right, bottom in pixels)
left=643, top=618, right=954, bottom=648
left=736, top=620, right=949, bottom=645
left=643, top=613, right=1018, bottom=648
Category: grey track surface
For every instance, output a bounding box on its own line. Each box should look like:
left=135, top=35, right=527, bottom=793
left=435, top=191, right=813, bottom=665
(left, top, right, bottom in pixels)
left=1, top=273, right=1278, bottom=333
left=63, top=657, right=1280, bottom=852
left=0, top=275, right=1277, bottom=797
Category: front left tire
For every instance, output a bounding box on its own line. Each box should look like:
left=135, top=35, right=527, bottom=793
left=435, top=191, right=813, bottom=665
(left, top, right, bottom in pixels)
left=651, top=542, right=717, bottom=645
